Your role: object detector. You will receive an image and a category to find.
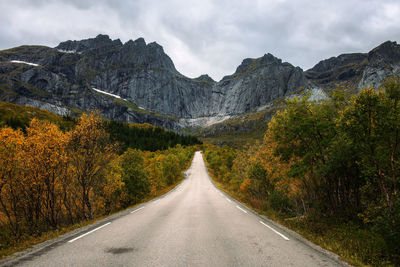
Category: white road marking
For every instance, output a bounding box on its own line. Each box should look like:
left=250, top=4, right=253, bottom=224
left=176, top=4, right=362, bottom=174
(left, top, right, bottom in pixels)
left=236, top=205, right=248, bottom=214
left=259, top=221, right=290, bottom=241
left=219, top=193, right=223, bottom=196
left=68, top=222, right=111, bottom=243
left=226, top=198, right=232, bottom=203
left=130, top=207, right=145, bottom=214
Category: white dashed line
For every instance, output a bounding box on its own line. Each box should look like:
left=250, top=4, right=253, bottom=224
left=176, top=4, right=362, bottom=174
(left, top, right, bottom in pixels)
left=259, top=221, right=290, bottom=241
left=68, top=222, right=111, bottom=243
left=130, top=207, right=145, bottom=214
left=236, top=205, right=248, bottom=214
left=226, top=198, right=232, bottom=203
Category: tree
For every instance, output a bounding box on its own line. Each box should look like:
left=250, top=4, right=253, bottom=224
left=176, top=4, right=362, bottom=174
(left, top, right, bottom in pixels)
left=24, top=119, right=68, bottom=229
left=68, top=111, right=115, bottom=220
left=121, top=149, right=150, bottom=205
left=0, top=127, right=24, bottom=237
left=340, top=82, right=400, bottom=208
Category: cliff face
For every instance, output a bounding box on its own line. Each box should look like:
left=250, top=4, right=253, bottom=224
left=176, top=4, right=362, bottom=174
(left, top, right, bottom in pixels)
left=305, top=41, right=400, bottom=91
left=56, top=35, right=307, bottom=119
left=0, top=35, right=307, bottom=128
left=0, top=35, right=399, bottom=130
left=208, top=54, right=307, bottom=116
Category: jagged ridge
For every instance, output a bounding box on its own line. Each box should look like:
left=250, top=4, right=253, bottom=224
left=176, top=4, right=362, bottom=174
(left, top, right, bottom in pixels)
left=0, top=35, right=399, bottom=130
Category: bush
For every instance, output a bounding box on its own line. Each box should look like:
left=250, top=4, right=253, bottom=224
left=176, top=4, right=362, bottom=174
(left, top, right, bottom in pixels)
left=121, top=149, right=150, bottom=205
left=269, top=190, right=294, bottom=215
left=373, top=198, right=400, bottom=264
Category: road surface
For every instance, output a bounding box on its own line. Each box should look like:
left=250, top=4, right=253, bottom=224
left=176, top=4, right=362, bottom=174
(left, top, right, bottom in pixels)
left=4, top=151, right=344, bottom=266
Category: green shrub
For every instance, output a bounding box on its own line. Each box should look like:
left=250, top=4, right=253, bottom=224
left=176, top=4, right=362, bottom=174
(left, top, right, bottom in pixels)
left=373, top=198, right=400, bottom=264
left=269, top=190, right=294, bottom=215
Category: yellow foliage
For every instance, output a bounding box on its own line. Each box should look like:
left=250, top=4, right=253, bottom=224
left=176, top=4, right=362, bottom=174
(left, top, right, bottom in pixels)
left=240, top=178, right=251, bottom=192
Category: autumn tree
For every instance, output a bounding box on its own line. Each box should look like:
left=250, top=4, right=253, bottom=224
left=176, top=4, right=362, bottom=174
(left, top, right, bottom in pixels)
left=121, top=149, right=149, bottom=205
left=339, top=79, right=400, bottom=209
left=68, top=111, right=115, bottom=220
left=95, top=157, right=124, bottom=214
left=0, top=127, right=24, bottom=237
left=23, top=119, right=69, bottom=230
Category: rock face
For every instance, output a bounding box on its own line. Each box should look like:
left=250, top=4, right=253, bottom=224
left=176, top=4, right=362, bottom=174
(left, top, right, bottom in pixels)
left=56, top=36, right=307, bottom=119
left=0, top=35, right=399, bottom=130
left=0, top=35, right=307, bottom=128
left=305, top=53, right=368, bottom=85
left=305, top=41, right=400, bottom=91
left=207, top=54, right=307, bottom=116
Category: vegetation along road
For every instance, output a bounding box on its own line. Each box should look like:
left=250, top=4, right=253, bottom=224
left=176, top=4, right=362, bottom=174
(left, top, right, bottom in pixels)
left=3, top=152, right=345, bottom=266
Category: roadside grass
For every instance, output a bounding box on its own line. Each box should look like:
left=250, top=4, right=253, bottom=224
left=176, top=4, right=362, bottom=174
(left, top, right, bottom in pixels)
left=205, top=163, right=394, bottom=267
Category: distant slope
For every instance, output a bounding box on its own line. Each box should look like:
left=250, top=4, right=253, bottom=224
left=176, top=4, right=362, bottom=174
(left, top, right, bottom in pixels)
left=305, top=41, right=400, bottom=91
left=104, top=121, right=202, bottom=152
left=0, top=101, right=76, bottom=131
left=0, top=102, right=201, bottom=151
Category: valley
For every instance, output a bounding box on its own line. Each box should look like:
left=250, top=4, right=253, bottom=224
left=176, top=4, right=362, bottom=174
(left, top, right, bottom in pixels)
left=1, top=35, right=400, bottom=266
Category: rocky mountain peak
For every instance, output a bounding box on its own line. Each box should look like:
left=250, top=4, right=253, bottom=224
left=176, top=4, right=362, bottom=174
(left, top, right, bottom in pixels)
left=94, top=34, right=112, bottom=42
left=260, top=53, right=282, bottom=65
left=112, top=38, right=123, bottom=46
left=306, top=53, right=367, bottom=74
left=147, top=42, right=162, bottom=49
left=194, top=74, right=215, bottom=83
left=304, top=40, right=400, bottom=91
left=368, top=41, right=400, bottom=66
left=124, top=38, right=146, bottom=48
left=56, top=35, right=177, bottom=72
left=56, top=34, right=119, bottom=53
left=234, top=53, right=283, bottom=74
left=234, top=58, right=253, bottom=74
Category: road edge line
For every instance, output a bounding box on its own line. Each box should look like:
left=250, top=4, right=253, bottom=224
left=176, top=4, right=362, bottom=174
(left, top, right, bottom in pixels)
left=0, top=153, right=198, bottom=267
left=201, top=151, right=350, bottom=267
left=68, top=222, right=111, bottom=243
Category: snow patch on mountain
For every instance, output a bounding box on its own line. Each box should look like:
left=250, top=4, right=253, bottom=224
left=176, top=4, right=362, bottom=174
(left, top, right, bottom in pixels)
left=92, top=87, right=126, bottom=100
left=57, top=49, right=81, bottom=54
left=10, top=60, right=39, bottom=67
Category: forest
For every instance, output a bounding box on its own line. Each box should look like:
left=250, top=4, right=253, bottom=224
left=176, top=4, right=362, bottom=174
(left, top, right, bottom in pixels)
left=104, top=120, right=202, bottom=152
left=0, top=109, right=198, bottom=255
left=204, top=77, right=400, bottom=266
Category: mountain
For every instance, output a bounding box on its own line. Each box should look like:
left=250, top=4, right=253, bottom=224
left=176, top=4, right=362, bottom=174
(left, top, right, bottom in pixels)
left=0, top=35, right=399, bottom=132
left=305, top=41, right=400, bottom=91
left=198, top=41, right=400, bottom=147
left=0, top=34, right=307, bottom=129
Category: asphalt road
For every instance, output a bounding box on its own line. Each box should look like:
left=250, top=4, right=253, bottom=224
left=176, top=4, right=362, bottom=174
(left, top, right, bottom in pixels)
left=5, top=151, right=345, bottom=266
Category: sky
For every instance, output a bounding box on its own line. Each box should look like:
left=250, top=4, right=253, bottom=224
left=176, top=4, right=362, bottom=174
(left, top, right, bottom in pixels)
left=1, top=0, right=400, bottom=81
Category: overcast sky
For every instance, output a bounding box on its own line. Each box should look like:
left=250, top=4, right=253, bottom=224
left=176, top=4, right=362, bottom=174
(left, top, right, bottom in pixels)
left=1, top=0, right=399, bottom=81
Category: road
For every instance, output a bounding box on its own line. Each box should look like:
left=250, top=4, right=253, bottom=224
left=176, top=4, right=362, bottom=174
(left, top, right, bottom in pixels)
left=4, top=151, right=345, bottom=266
